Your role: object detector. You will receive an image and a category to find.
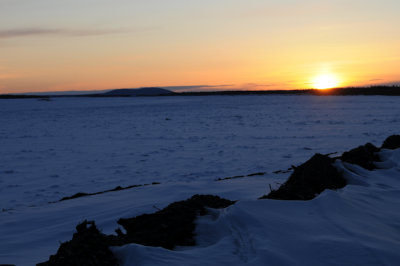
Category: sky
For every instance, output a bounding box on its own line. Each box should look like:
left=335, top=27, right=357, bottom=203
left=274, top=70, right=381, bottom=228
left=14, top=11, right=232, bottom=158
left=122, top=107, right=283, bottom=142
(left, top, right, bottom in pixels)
left=1, top=0, right=400, bottom=93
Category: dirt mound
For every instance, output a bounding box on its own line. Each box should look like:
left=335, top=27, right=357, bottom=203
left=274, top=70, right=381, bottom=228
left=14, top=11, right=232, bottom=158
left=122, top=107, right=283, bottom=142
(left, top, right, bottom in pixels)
left=381, top=135, right=400, bottom=150
left=38, top=195, right=235, bottom=265
left=260, top=154, right=346, bottom=200
left=340, top=143, right=380, bottom=170
left=37, top=221, right=118, bottom=266
left=260, top=136, right=399, bottom=201
left=116, top=194, right=235, bottom=249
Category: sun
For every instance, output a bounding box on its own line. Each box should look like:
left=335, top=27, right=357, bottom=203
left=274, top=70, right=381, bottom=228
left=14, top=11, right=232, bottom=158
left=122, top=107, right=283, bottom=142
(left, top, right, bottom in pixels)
left=312, top=74, right=339, bottom=90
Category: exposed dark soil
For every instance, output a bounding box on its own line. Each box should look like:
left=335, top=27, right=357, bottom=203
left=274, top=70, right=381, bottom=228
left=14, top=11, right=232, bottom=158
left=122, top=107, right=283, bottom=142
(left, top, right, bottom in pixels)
left=260, top=154, right=346, bottom=200
left=58, top=182, right=160, bottom=202
left=261, top=135, right=398, bottom=200
left=38, top=195, right=235, bottom=265
left=381, top=135, right=400, bottom=150
left=115, top=194, right=235, bottom=249
left=216, top=171, right=266, bottom=181
left=37, top=221, right=118, bottom=266
left=340, top=143, right=380, bottom=170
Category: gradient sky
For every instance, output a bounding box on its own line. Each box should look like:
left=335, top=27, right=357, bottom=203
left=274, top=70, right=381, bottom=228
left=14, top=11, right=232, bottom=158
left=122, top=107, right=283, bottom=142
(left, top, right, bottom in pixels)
left=1, top=0, right=400, bottom=93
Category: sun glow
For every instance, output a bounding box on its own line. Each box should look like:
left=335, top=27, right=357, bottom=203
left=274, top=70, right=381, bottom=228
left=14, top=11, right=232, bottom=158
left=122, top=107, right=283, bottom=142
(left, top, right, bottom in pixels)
left=312, top=74, right=340, bottom=90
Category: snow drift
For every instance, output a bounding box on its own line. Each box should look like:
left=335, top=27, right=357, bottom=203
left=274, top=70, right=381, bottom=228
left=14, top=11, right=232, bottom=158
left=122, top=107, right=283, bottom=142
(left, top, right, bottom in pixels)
left=39, top=136, right=400, bottom=265
left=112, top=147, right=400, bottom=266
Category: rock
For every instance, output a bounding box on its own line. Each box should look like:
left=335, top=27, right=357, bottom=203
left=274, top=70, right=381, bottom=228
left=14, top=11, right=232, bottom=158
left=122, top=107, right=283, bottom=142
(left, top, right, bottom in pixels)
left=340, top=143, right=380, bottom=170
left=381, top=135, right=400, bottom=150
left=260, top=154, right=346, bottom=200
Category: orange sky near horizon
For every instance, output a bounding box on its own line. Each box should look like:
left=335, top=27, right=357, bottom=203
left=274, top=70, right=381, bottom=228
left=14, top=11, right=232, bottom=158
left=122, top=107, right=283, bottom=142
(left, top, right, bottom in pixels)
left=1, top=0, right=400, bottom=94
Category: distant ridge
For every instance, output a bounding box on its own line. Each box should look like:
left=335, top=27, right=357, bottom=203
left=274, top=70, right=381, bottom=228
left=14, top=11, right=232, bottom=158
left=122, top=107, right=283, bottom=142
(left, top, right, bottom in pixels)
left=2, top=85, right=400, bottom=99
left=104, top=87, right=174, bottom=96
left=312, top=85, right=400, bottom=96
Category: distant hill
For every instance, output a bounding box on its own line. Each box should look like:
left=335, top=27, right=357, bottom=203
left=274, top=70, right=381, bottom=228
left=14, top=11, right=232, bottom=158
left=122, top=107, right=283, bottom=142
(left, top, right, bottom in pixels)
left=104, top=87, right=174, bottom=96
left=2, top=85, right=400, bottom=99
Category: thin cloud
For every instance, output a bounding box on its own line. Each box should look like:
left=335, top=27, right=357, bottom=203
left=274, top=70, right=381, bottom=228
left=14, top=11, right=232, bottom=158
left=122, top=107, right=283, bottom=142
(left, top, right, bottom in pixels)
left=166, top=83, right=286, bottom=92
left=372, top=80, right=400, bottom=86
left=164, top=85, right=234, bottom=92
left=244, top=83, right=276, bottom=87
left=0, top=73, right=17, bottom=79
left=0, top=28, right=125, bottom=39
left=239, top=83, right=289, bottom=90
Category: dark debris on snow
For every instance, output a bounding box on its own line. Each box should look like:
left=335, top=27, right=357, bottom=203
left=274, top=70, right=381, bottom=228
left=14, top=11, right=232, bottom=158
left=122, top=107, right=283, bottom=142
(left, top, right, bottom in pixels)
left=37, top=135, right=399, bottom=265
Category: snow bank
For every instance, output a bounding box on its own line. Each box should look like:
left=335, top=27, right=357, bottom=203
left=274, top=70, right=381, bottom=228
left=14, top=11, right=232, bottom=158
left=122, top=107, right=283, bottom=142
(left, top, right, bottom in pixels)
left=113, top=149, right=400, bottom=265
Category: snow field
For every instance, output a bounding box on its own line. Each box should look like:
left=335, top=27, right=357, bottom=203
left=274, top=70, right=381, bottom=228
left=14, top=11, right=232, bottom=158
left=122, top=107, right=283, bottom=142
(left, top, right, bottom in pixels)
left=1, top=95, right=400, bottom=265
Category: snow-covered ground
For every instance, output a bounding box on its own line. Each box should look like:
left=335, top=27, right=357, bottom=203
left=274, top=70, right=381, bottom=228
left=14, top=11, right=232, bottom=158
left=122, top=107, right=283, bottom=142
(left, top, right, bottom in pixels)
left=1, top=95, right=400, bottom=265
left=114, top=149, right=400, bottom=265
